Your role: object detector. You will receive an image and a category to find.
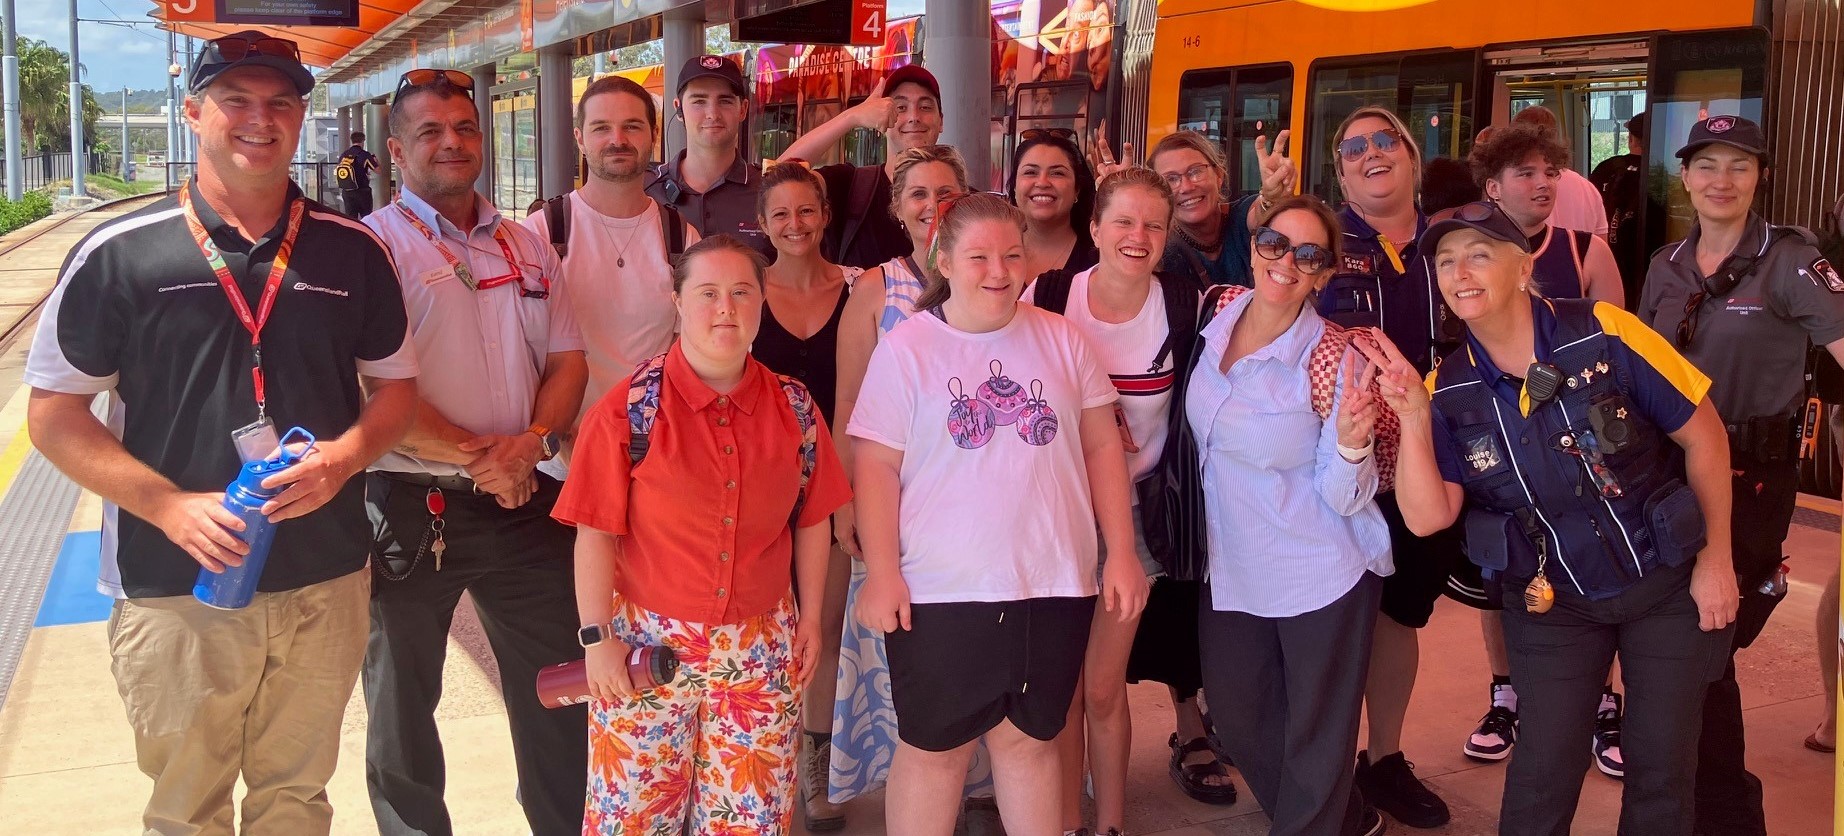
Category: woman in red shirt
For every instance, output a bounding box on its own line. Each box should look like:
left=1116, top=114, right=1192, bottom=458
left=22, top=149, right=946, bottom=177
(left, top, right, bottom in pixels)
left=552, top=234, right=852, bottom=835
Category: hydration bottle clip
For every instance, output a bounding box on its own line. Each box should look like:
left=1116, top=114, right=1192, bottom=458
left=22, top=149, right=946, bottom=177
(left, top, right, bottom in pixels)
left=274, top=426, right=318, bottom=466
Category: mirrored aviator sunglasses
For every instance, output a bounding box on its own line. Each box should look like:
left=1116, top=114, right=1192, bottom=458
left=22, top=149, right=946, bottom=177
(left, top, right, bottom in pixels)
left=208, top=35, right=300, bottom=64
left=1253, top=226, right=1334, bottom=274
left=1021, top=127, right=1077, bottom=142
left=1336, top=129, right=1403, bottom=162
left=393, top=69, right=476, bottom=104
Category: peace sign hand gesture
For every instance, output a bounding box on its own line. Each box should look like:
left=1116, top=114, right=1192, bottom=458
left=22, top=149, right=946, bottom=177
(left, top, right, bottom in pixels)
left=1092, top=136, right=1135, bottom=180
left=1254, top=129, right=1296, bottom=206
left=1336, top=348, right=1381, bottom=451
left=1352, top=328, right=1430, bottom=418
left=848, top=78, right=896, bottom=132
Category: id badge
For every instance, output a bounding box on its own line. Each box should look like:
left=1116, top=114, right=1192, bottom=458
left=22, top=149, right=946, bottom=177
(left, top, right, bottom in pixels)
left=232, top=417, right=281, bottom=463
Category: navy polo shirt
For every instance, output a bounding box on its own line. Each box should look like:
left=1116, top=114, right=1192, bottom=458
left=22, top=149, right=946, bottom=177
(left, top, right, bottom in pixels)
left=1320, top=206, right=1453, bottom=375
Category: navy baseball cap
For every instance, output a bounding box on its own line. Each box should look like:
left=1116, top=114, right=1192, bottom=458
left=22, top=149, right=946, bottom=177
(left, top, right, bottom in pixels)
left=885, top=64, right=940, bottom=99
left=1420, top=200, right=1532, bottom=255
left=188, top=31, right=314, bottom=97
left=677, top=54, right=748, bottom=98
left=1676, top=115, right=1768, bottom=162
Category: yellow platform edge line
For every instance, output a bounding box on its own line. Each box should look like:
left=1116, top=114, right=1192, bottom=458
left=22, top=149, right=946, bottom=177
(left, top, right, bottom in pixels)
left=0, top=386, right=34, bottom=503
left=1797, top=493, right=1842, bottom=515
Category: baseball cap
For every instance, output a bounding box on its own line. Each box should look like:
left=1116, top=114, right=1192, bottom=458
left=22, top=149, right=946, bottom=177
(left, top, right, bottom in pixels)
left=885, top=64, right=940, bottom=100
left=1420, top=200, right=1532, bottom=256
left=677, top=54, right=747, bottom=98
left=1675, top=115, right=1768, bottom=162
left=188, top=31, right=314, bottom=97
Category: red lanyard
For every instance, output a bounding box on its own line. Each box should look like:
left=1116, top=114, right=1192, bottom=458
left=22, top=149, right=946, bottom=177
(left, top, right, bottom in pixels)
left=394, top=201, right=539, bottom=293
left=179, top=183, right=305, bottom=418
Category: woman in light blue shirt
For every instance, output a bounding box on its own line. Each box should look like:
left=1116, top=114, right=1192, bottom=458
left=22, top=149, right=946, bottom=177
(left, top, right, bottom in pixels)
left=1186, top=194, right=1393, bottom=836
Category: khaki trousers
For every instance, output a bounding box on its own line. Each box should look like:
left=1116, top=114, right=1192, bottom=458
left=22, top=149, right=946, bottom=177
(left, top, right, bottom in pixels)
left=108, top=567, right=370, bottom=836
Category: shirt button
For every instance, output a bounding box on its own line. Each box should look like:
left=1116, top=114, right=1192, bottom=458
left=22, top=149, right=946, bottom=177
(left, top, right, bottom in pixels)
left=1521, top=437, right=1529, bottom=445
left=716, top=396, right=728, bottom=406
left=726, top=480, right=737, bottom=490
left=719, top=551, right=730, bottom=561
left=723, top=516, right=734, bottom=526
left=724, top=445, right=735, bottom=455
left=798, top=348, right=808, bottom=357
left=718, top=416, right=730, bottom=426
left=716, top=587, right=727, bottom=598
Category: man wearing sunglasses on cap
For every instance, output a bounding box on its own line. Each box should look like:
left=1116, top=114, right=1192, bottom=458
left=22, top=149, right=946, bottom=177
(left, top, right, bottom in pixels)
left=639, top=55, right=769, bottom=260
left=362, top=67, right=589, bottom=836
left=24, top=32, right=419, bottom=834
left=1638, top=115, right=1844, bottom=836
left=778, top=64, right=944, bottom=269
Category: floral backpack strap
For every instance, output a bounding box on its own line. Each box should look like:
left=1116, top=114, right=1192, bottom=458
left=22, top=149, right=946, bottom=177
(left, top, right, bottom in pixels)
left=1309, top=323, right=1400, bottom=491
left=778, top=375, right=820, bottom=526
left=626, top=353, right=670, bottom=467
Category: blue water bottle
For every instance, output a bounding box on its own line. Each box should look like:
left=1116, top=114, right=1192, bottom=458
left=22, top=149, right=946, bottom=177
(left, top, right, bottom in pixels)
left=193, top=427, right=315, bottom=609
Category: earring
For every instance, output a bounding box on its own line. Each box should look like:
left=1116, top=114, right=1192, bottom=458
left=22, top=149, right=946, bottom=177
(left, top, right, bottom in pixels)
left=1518, top=283, right=1528, bottom=293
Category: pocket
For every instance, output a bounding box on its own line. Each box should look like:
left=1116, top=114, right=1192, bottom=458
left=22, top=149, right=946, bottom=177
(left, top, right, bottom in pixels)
left=1463, top=510, right=1518, bottom=573
left=1644, top=479, right=1706, bottom=568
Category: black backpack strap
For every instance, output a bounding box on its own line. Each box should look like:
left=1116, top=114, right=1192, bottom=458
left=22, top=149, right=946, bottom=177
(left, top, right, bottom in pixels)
left=1030, top=269, right=1076, bottom=315
left=838, top=165, right=883, bottom=263
left=660, top=203, right=686, bottom=267
left=1149, top=271, right=1200, bottom=374
left=542, top=193, right=570, bottom=260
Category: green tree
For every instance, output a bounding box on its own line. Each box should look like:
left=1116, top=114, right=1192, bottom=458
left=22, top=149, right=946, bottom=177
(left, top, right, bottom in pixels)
left=4, top=37, right=100, bottom=152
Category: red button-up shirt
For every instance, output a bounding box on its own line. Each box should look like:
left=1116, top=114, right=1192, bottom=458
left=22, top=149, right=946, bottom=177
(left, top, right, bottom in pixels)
left=552, top=344, right=851, bottom=625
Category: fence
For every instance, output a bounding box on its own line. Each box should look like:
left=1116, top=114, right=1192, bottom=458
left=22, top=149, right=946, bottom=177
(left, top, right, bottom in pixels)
left=162, top=161, right=343, bottom=207
left=0, top=151, right=126, bottom=194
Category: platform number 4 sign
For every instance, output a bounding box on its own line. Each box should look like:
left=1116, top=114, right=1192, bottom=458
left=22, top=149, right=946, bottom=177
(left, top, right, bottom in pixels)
left=853, top=0, right=887, bottom=45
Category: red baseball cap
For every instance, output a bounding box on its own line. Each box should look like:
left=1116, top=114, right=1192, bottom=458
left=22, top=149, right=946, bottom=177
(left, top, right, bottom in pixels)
left=886, top=64, right=940, bottom=100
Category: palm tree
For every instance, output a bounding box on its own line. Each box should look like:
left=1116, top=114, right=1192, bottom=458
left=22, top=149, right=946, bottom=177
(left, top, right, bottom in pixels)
left=4, top=37, right=98, bottom=152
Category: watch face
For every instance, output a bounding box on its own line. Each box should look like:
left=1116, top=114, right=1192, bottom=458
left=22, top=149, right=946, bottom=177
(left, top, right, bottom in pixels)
left=577, top=624, right=603, bottom=647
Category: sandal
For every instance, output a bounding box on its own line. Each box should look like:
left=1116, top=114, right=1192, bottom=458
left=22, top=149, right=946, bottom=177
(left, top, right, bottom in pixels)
left=1806, top=731, right=1836, bottom=754
left=1168, top=733, right=1237, bottom=805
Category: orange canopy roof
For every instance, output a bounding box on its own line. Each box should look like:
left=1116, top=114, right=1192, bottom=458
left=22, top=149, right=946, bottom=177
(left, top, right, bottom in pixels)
left=149, top=0, right=425, bottom=69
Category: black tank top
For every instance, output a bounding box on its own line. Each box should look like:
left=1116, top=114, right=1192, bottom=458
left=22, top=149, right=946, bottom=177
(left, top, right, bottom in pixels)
left=1530, top=225, right=1591, bottom=300
left=754, top=286, right=850, bottom=425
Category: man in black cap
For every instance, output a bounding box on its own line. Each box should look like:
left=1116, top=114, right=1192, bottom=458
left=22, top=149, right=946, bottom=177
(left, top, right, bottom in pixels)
left=644, top=54, right=770, bottom=259
left=778, top=63, right=944, bottom=269
left=24, top=30, right=418, bottom=833
left=1641, top=114, right=1844, bottom=836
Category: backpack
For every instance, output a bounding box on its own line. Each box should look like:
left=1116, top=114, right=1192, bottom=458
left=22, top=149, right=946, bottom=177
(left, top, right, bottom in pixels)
left=1201, top=284, right=1402, bottom=492
left=535, top=193, right=688, bottom=266
left=625, top=353, right=819, bottom=527
left=334, top=149, right=366, bottom=191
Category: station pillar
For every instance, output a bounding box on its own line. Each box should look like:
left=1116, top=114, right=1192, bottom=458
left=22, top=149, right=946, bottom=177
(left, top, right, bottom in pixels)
left=925, top=0, right=993, bottom=190
left=538, top=43, right=576, bottom=200
left=336, top=107, right=351, bottom=151
left=661, top=6, right=705, bottom=161
left=366, top=99, right=391, bottom=209
left=473, top=62, right=497, bottom=201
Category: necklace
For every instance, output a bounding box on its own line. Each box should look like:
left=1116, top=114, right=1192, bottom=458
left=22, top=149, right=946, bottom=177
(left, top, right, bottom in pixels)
left=594, top=207, right=648, bottom=268
left=1176, top=217, right=1222, bottom=253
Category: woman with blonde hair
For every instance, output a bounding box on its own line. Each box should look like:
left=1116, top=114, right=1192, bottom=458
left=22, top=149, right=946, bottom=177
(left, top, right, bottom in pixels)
left=1148, top=128, right=1295, bottom=290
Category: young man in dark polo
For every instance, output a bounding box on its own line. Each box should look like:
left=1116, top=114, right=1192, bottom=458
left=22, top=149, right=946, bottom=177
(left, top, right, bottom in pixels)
left=645, top=54, right=770, bottom=260
left=24, top=33, right=418, bottom=834
left=777, top=63, right=944, bottom=269
left=336, top=130, right=381, bottom=219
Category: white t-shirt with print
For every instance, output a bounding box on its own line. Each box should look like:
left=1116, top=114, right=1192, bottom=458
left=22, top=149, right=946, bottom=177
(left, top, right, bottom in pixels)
left=1023, top=267, right=1189, bottom=484
left=848, top=304, right=1118, bottom=604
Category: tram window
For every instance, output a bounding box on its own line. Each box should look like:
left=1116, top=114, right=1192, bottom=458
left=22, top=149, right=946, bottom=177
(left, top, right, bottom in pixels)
left=1307, top=61, right=1397, bottom=201
left=757, top=104, right=797, bottom=161
left=1176, top=64, right=1294, bottom=198
left=1649, top=28, right=1767, bottom=245
left=802, top=101, right=844, bottom=166
left=1402, top=50, right=1477, bottom=165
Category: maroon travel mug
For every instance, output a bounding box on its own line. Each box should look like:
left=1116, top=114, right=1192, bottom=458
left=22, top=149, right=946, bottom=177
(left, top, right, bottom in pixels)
left=535, top=644, right=680, bottom=708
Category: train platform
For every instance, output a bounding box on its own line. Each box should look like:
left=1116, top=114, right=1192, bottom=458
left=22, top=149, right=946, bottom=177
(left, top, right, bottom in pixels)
left=0, top=196, right=1834, bottom=835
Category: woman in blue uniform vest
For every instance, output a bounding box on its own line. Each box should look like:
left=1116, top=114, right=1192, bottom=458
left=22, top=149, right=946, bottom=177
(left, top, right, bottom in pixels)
left=1471, top=123, right=1624, bottom=305
left=1362, top=200, right=1738, bottom=836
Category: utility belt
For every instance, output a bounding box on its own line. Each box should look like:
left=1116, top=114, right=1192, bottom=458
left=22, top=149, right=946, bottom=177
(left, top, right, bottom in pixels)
left=1725, top=413, right=1799, bottom=464
left=377, top=470, right=481, bottom=494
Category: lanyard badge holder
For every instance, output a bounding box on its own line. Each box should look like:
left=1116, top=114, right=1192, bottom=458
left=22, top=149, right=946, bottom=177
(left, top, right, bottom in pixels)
left=1520, top=361, right=1567, bottom=614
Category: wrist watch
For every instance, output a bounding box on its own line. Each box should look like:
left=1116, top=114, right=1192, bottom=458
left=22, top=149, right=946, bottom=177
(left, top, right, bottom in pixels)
left=577, top=622, right=612, bottom=648
left=527, top=424, right=560, bottom=460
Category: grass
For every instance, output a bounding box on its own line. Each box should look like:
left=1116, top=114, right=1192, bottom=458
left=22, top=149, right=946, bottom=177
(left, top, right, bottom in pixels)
left=85, top=173, right=154, bottom=197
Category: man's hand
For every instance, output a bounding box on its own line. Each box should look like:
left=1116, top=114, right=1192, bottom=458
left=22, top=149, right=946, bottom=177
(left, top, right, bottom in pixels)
left=258, top=442, right=361, bottom=522
left=494, top=475, right=538, bottom=510
left=154, top=492, right=250, bottom=572
left=460, top=433, right=542, bottom=496
left=846, top=78, right=895, bottom=132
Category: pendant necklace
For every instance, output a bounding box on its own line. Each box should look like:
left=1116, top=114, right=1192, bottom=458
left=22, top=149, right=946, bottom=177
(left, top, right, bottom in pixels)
left=597, top=211, right=647, bottom=268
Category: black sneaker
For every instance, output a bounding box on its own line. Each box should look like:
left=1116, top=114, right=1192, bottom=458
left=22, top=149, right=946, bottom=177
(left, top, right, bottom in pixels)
left=1356, top=750, right=1451, bottom=828
left=1464, top=705, right=1518, bottom=761
left=1593, top=692, right=1624, bottom=779
left=1354, top=801, right=1388, bottom=836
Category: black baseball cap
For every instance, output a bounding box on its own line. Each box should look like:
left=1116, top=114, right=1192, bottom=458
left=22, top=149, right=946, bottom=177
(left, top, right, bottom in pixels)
left=677, top=54, right=747, bottom=98
left=188, top=31, right=314, bottom=97
left=1676, top=115, right=1768, bottom=162
left=1420, top=200, right=1532, bottom=255
left=885, top=64, right=940, bottom=100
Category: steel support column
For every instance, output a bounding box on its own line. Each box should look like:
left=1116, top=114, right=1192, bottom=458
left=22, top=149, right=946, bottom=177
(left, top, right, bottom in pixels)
left=924, top=0, right=992, bottom=189
left=537, top=43, right=575, bottom=200
left=661, top=7, right=705, bottom=161
left=473, top=63, right=495, bottom=200
left=2, top=0, right=22, bottom=200
left=366, top=99, right=390, bottom=208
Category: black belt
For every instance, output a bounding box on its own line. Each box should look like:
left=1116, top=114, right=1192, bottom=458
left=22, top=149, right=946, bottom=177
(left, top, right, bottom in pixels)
left=377, top=470, right=481, bottom=493
left=1725, top=414, right=1799, bottom=464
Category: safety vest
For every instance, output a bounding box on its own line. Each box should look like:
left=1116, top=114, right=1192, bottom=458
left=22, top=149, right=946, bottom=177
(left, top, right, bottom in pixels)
left=1431, top=298, right=1707, bottom=600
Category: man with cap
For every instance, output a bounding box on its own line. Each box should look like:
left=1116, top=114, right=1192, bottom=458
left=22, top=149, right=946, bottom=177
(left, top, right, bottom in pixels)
left=24, top=32, right=419, bottom=833
left=1370, top=198, right=1737, bottom=836
left=777, top=63, right=944, bottom=269
left=644, top=54, right=770, bottom=260
left=1639, top=114, right=1844, bottom=836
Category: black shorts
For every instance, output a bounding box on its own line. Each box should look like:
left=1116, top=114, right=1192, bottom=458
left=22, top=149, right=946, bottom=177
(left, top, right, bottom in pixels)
left=1375, top=493, right=1477, bottom=628
left=884, top=596, right=1095, bottom=752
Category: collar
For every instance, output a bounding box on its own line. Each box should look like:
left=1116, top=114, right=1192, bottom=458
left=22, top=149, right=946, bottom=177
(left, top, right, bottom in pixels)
left=1201, top=287, right=1322, bottom=368
left=185, top=178, right=304, bottom=247
left=398, top=186, right=502, bottom=238
left=665, top=342, right=765, bottom=415
left=1336, top=204, right=1428, bottom=244
left=1668, top=212, right=1771, bottom=269
left=658, top=150, right=754, bottom=194
left=1462, top=296, right=1557, bottom=414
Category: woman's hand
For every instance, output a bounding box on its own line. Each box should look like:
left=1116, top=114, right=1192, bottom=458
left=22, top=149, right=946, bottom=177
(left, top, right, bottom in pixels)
left=1690, top=550, right=1741, bottom=632
left=583, top=639, right=635, bottom=704
left=1100, top=555, right=1149, bottom=623
left=791, top=614, right=823, bottom=687
left=1336, top=350, right=1380, bottom=452
left=854, top=570, right=911, bottom=633
left=1255, top=130, right=1296, bottom=206
left=1091, top=136, right=1134, bottom=180
left=1353, top=328, right=1430, bottom=418
left=833, top=503, right=861, bottom=560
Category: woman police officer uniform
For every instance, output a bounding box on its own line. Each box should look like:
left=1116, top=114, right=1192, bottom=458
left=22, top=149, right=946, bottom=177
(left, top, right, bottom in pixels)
left=1362, top=200, right=1738, bottom=836
left=1637, top=114, right=1844, bottom=836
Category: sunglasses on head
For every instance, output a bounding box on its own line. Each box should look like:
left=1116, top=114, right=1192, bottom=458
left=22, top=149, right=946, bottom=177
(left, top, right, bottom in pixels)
left=392, top=69, right=475, bottom=104
left=1253, top=226, right=1335, bottom=274
left=764, top=158, right=813, bottom=174
left=204, top=34, right=301, bottom=64
left=1454, top=200, right=1515, bottom=226
left=1337, top=129, right=1405, bottom=162
left=1021, top=127, right=1077, bottom=142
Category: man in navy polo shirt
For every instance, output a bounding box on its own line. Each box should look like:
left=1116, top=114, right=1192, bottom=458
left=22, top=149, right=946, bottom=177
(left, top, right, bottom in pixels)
left=24, top=32, right=418, bottom=834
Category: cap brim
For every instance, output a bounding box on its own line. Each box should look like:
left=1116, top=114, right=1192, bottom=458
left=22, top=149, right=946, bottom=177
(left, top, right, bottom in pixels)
left=192, top=56, right=314, bottom=97
left=1420, top=217, right=1525, bottom=256
left=1675, top=138, right=1767, bottom=160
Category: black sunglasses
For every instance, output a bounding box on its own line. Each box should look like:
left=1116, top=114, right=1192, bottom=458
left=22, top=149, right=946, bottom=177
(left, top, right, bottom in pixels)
left=1337, top=129, right=1405, bottom=162
left=393, top=69, right=476, bottom=104
left=204, top=34, right=301, bottom=64
left=1021, top=127, right=1077, bottom=142
left=1675, top=288, right=1712, bottom=348
left=1253, top=226, right=1335, bottom=274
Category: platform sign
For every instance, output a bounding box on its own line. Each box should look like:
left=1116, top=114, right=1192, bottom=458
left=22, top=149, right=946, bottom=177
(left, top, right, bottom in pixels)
left=163, top=0, right=359, bottom=27
left=732, top=0, right=887, bottom=47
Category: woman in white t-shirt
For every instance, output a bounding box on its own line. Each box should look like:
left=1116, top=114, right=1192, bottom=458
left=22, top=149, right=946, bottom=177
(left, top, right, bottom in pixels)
left=849, top=192, right=1148, bottom=834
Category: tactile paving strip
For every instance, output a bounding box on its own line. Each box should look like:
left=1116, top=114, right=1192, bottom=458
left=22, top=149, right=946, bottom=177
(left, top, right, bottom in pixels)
left=0, top=447, right=83, bottom=716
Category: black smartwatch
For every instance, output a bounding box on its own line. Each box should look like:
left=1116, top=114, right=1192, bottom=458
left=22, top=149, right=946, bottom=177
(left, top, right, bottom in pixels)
left=577, top=623, right=611, bottom=648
